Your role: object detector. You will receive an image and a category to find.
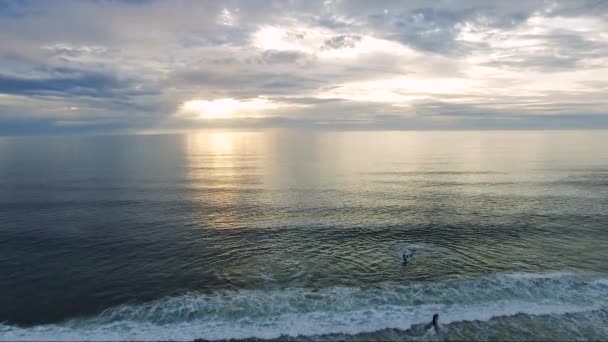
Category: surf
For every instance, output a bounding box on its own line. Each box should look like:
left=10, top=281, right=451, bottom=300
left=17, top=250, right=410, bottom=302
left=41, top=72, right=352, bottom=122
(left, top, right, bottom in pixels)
left=1, top=272, right=607, bottom=341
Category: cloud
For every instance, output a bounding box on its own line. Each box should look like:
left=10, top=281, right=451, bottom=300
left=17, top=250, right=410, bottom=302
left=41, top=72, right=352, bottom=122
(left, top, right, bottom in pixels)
left=0, top=71, right=128, bottom=98
left=0, top=0, right=607, bottom=135
left=322, top=34, right=362, bottom=49
left=257, top=50, right=310, bottom=65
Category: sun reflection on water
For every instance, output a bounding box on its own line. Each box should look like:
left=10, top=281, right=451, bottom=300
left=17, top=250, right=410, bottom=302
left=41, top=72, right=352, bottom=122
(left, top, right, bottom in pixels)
left=184, top=132, right=267, bottom=229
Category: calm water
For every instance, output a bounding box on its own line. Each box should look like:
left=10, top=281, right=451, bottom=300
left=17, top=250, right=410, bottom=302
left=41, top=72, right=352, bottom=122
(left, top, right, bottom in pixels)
left=1, top=130, right=608, bottom=340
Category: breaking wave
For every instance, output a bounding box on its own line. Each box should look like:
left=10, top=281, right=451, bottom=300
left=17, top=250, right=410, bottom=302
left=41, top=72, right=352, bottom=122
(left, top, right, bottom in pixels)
left=1, top=272, right=607, bottom=341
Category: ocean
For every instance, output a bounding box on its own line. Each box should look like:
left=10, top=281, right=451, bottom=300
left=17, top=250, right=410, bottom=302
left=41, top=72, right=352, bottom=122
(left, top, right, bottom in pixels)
left=1, top=130, right=607, bottom=341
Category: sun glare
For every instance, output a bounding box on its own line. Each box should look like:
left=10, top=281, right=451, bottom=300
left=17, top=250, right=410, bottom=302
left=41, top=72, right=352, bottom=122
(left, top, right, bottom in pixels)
left=182, top=99, right=238, bottom=119
left=179, top=98, right=279, bottom=120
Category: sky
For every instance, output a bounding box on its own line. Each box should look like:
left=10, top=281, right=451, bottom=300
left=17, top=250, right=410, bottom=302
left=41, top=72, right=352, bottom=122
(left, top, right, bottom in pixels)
left=0, top=0, right=608, bottom=134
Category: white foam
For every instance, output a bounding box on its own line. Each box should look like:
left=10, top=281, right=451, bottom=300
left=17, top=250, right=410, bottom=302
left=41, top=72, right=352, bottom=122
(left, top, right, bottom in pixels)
left=1, top=272, right=606, bottom=341
left=0, top=302, right=597, bottom=341
left=592, top=279, right=608, bottom=286
left=502, top=271, right=578, bottom=280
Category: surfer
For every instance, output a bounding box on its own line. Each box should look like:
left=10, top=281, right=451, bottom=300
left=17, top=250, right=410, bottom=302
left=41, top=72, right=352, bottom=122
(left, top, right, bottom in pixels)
left=402, top=251, right=414, bottom=264
left=425, top=313, right=439, bottom=334
left=407, top=313, right=440, bottom=337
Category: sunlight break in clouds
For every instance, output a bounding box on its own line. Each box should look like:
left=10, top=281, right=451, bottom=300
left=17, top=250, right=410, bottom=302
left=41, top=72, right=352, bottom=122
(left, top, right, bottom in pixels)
left=178, top=98, right=280, bottom=120
left=252, top=24, right=414, bottom=59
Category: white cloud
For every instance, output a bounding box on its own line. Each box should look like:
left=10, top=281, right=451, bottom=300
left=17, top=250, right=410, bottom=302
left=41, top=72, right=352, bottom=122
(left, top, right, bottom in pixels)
left=217, top=8, right=236, bottom=27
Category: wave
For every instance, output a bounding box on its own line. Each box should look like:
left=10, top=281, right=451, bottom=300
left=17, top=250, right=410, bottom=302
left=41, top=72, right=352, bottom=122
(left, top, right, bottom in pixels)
left=1, top=272, right=607, bottom=341
left=390, top=242, right=433, bottom=257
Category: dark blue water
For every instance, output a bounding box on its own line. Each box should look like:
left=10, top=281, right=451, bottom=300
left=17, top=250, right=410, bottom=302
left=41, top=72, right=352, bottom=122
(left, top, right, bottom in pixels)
left=1, top=130, right=607, bottom=340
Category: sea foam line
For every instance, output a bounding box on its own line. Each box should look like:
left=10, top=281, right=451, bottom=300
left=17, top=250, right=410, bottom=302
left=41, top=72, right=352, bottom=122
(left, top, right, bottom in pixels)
left=1, top=272, right=607, bottom=341
left=0, top=302, right=598, bottom=341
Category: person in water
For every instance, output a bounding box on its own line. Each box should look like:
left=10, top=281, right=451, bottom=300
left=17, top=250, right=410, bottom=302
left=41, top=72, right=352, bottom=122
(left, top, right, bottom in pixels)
left=402, top=251, right=414, bottom=264
left=425, top=313, right=439, bottom=334
left=408, top=313, right=440, bottom=337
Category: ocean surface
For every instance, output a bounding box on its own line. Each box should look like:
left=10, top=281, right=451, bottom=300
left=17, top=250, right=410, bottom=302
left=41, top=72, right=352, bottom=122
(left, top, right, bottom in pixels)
left=1, top=130, right=607, bottom=341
